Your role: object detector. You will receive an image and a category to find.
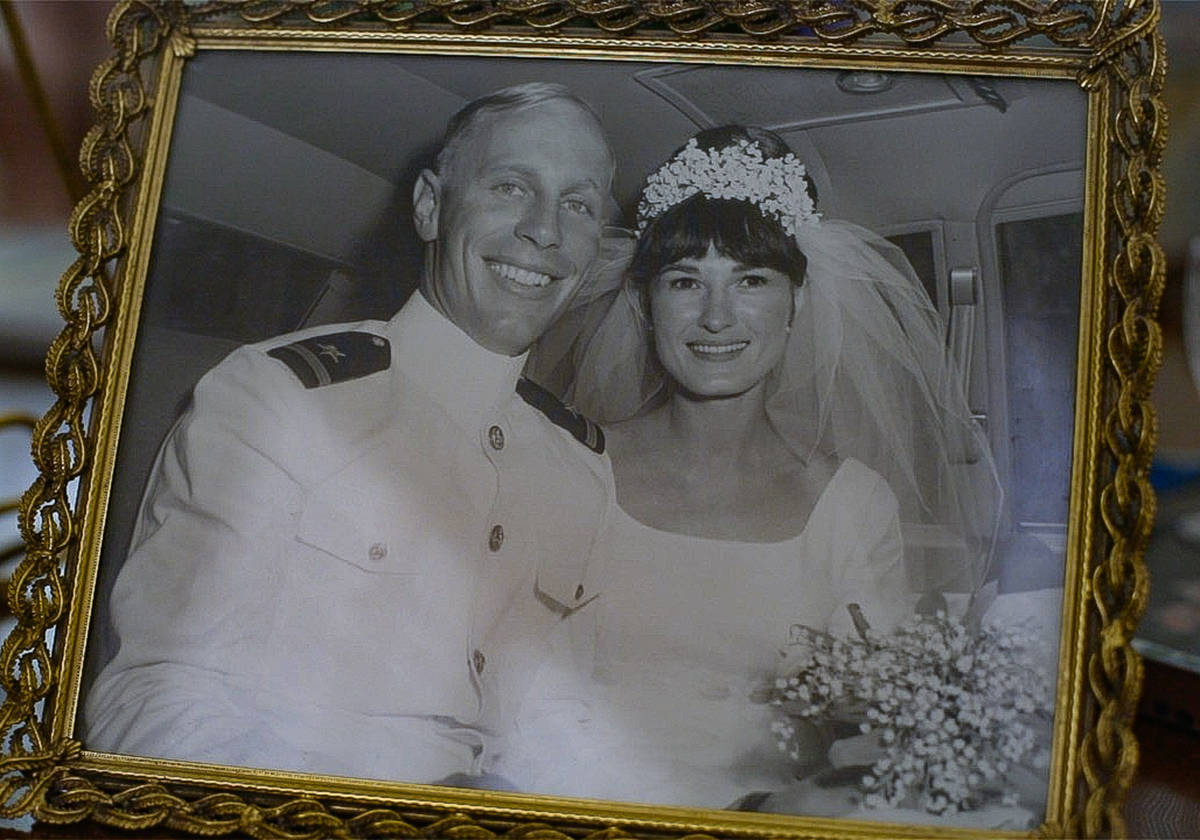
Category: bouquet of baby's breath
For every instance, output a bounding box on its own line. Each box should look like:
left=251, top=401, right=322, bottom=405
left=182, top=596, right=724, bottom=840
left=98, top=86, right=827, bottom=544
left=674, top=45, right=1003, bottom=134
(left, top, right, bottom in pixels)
left=769, top=605, right=1052, bottom=817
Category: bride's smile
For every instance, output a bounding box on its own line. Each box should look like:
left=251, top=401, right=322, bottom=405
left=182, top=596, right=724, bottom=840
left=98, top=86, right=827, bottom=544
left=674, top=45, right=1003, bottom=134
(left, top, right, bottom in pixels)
left=687, top=340, right=749, bottom=357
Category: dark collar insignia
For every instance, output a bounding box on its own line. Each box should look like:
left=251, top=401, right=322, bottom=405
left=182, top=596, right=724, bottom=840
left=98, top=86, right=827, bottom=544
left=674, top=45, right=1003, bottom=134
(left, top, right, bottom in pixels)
left=268, top=331, right=390, bottom=388
left=516, top=377, right=605, bottom=454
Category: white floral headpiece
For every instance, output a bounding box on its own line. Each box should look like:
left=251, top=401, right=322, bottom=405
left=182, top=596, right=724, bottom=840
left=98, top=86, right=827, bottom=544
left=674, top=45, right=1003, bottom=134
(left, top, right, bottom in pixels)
left=636, top=138, right=820, bottom=237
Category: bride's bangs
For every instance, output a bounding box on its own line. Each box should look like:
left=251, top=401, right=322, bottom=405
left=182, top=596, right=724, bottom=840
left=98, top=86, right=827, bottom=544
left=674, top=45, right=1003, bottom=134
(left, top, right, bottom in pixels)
left=630, top=194, right=806, bottom=286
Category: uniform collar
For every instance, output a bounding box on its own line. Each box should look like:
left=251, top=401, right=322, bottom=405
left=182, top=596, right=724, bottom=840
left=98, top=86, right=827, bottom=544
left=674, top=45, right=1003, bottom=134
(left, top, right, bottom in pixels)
left=386, top=291, right=528, bottom=431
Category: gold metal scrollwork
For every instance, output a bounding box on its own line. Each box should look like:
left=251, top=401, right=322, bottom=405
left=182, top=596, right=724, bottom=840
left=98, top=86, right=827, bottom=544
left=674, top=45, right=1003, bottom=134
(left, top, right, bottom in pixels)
left=0, top=0, right=183, bottom=823
left=0, top=1, right=1167, bottom=837
left=1080, top=22, right=1166, bottom=838
left=167, top=0, right=1156, bottom=47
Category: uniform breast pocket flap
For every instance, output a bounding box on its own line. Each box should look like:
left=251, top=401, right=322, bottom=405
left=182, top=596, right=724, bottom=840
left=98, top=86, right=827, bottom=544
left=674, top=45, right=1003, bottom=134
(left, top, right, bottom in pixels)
left=536, top=552, right=595, bottom=614
left=294, top=485, right=427, bottom=575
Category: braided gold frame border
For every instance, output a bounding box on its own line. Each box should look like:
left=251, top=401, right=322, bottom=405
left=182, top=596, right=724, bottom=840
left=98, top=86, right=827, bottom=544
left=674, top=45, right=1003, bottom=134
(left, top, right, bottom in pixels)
left=2, top=2, right=1166, bottom=837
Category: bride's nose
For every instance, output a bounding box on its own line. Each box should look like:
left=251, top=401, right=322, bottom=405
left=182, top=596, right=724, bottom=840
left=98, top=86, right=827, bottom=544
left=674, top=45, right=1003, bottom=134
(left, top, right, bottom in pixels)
left=701, top=287, right=735, bottom=332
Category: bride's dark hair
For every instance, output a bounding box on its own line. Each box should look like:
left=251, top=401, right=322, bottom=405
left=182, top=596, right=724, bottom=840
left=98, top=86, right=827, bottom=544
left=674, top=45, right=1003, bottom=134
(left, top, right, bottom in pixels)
left=628, top=125, right=816, bottom=289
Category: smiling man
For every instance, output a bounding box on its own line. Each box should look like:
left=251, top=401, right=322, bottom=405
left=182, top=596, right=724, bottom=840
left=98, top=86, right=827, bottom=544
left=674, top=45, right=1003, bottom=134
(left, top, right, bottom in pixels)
left=84, top=83, right=615, bottom=786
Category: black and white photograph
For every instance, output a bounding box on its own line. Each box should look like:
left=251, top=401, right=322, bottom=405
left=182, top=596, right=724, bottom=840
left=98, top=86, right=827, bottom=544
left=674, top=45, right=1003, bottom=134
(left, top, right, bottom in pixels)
left=72, top=50, right=1088, bottom=832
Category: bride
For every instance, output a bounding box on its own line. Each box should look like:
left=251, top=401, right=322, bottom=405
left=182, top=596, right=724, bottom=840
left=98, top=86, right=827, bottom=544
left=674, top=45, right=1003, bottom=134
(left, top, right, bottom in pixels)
left=500, top=125, right=1000, bottom=812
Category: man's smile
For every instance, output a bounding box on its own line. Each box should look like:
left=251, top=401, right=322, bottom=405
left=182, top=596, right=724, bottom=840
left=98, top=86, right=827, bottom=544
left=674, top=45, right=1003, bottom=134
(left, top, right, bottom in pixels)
left=485, top=259, right=557, bottom=289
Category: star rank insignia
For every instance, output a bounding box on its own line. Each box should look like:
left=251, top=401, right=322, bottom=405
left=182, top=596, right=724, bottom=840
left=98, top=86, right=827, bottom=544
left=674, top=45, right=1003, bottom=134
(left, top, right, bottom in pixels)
left=268, top=331, right=391, bottom=388
left=316, top=342, right=347, bottom=363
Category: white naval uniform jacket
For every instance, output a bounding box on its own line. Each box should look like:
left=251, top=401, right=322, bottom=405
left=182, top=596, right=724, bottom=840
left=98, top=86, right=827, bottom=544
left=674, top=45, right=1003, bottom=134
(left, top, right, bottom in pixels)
left=84, top=293, right=611, bottom=783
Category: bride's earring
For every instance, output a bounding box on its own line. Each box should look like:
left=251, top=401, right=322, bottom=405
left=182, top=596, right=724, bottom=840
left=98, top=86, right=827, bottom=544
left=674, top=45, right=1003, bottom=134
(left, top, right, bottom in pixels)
left=787, top=283, right=805, bottom=333
left=639, top=288, right=654, bottom=331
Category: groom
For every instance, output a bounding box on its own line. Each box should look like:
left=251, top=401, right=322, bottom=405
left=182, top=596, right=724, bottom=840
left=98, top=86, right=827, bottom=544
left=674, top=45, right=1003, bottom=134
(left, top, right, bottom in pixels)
left=84, top=82, right=615, bottom=785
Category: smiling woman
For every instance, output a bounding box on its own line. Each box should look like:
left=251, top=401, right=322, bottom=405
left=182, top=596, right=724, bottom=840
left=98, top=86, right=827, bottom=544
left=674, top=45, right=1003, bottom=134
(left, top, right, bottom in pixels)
left=649, top=245, right=795, bottom=402
left=496, top=124, right=1009, bottom=821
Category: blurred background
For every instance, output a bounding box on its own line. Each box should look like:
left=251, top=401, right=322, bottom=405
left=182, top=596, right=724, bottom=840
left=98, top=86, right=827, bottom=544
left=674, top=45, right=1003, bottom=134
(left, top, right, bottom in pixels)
left=0, top=1, right=1198, bottom=836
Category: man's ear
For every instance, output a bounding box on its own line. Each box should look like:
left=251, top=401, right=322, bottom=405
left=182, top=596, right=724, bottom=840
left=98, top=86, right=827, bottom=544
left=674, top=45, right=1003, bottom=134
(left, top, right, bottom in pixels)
left=412, top=169, right=440, bottom=243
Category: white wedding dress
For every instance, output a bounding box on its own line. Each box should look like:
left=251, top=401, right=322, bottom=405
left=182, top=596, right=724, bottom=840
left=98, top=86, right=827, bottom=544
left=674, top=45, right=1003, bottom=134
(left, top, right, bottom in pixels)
left=497, top=458, right=911, bottom=809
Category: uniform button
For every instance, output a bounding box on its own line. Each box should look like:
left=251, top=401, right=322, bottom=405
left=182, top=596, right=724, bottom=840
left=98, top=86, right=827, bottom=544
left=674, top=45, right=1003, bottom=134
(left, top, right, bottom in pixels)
left=488, top=425, right=505, bottom=450
left=575, top=584, right=585, bottom=601
left=488, top=524, right=504, bottom=552
left=369, top=543, right=387, bottom=562
left=472, top=649, right=486, bottom=674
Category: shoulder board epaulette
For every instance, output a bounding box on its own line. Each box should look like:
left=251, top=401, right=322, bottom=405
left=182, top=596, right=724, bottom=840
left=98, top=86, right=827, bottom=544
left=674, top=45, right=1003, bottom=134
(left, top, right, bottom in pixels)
left=267, top=331, right=390, bottom=389
left=516, top=377, right=605, bottom=455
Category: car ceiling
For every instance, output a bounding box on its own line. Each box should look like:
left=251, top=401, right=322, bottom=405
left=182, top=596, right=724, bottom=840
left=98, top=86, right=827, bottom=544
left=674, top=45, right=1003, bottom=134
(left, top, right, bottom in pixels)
left=162, top=49, right=1087, bottom=264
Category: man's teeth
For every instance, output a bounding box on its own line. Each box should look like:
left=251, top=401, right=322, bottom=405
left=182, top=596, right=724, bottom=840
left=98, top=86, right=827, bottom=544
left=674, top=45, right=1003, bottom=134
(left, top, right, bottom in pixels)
left=488, top=261, right=553, bottom=288
left=690, top=341, right=749, bottom=356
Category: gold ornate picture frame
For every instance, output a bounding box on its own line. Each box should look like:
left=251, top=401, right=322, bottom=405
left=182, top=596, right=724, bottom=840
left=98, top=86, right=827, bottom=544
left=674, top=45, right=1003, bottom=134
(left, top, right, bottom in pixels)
left=3, top=1, right=1165, bottom=838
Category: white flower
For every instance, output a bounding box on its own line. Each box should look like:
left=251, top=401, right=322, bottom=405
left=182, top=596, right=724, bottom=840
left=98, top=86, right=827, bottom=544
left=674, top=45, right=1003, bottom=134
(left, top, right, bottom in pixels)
left=768, top=613, right=1052, bottom=819
left=637, top=139, right=820, bottom=237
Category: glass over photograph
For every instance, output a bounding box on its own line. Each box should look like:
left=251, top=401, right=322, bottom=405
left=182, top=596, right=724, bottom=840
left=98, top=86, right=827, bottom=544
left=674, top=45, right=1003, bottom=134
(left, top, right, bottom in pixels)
left=77, top=51, right=1087, bottom=832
